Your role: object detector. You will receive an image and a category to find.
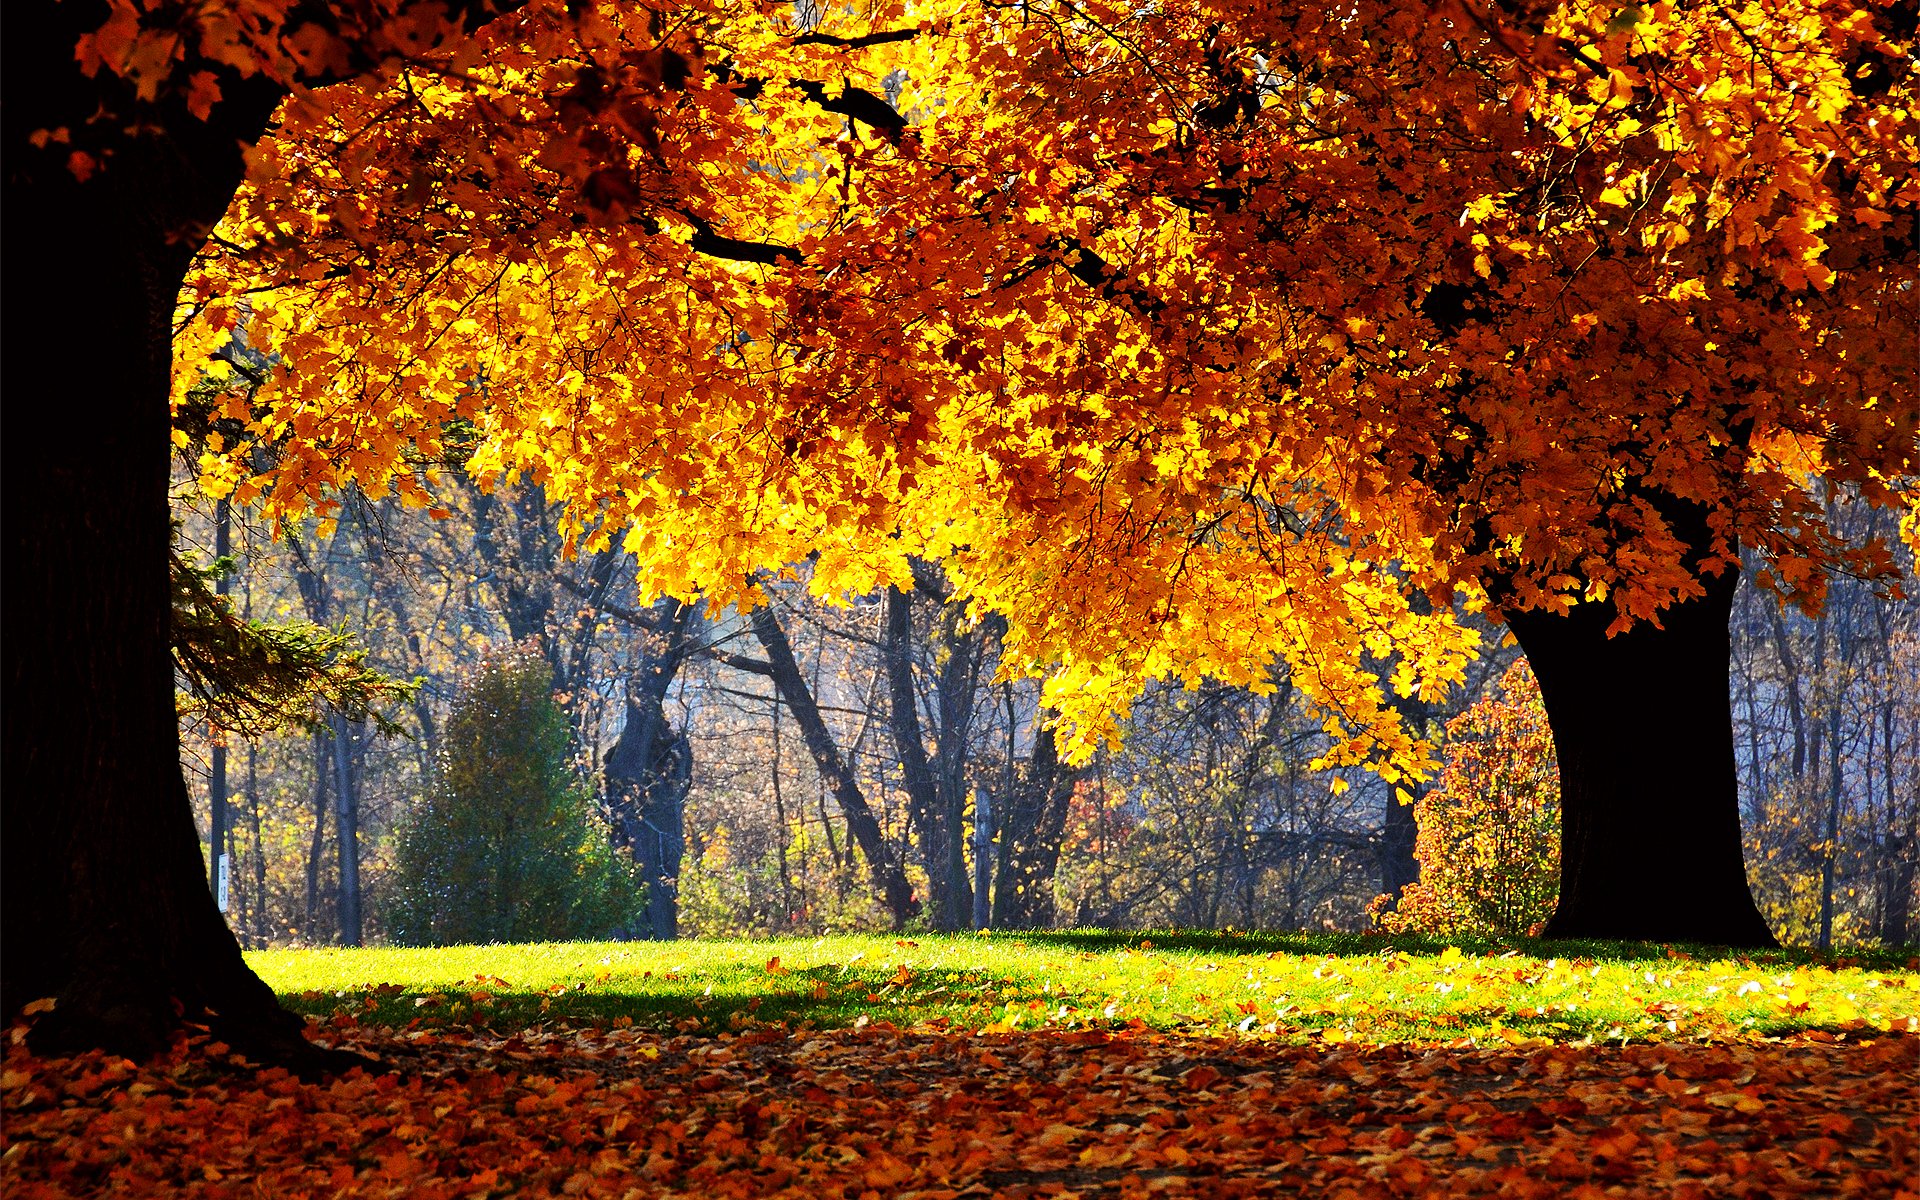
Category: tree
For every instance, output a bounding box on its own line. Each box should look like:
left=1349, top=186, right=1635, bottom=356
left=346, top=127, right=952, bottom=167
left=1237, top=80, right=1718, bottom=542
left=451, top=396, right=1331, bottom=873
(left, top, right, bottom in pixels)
left=599, top=597, right=699, bottom=941
left=1377, top=661, right=1561, bottom=939
left=10, top=1, right=1916, bottom=1060
left=737, top=597, right=921, bottom=927
left=188, top=1, right=1914, bottom=950
left=389, top=647, right=636, bottom=945
left=2, top=0, right=536, bottom=1061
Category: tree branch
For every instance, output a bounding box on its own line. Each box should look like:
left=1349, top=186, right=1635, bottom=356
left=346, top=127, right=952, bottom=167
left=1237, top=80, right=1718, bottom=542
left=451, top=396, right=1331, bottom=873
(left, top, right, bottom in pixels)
left=679, top=208, right=804, bottom=265
left=792, top=28, right=921, bottom=50
left=788, top=80, right=909, bottom=141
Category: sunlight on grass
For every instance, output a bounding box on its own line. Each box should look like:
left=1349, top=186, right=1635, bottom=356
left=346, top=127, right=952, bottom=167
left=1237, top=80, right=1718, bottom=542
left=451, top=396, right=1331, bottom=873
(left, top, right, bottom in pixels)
left=249, top=931, right=1919, bottom=1047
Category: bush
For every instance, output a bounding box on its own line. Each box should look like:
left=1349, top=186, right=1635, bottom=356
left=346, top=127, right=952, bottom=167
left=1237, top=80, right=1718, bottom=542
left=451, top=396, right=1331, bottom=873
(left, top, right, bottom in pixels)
left=1376, top=660, right=1560, bottom=938
left=388, top=646, right=640, bottom=945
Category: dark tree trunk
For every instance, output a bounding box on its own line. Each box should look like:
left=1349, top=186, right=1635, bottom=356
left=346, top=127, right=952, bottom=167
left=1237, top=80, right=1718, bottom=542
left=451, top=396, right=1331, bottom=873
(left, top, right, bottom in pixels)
left=604, top=600, right=696, bottom=940
left=3, top=0, right=526, bottom=1066
left=930, top=604, right=989, bottom=929
left=993, top=725, right=1078, bottom=929
left=1504, top=565, right=1777, bottom=947
left=0, top=7, right=314, bottom=1059
left=884, top=587, right=969, bottom=929
left=1380, top=687, right=1425, bottom=902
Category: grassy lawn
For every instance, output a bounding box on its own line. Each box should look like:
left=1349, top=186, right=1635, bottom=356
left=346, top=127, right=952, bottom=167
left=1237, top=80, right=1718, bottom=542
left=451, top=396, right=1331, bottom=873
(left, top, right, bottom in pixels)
left=249, top=930, right=1919, bottom=1047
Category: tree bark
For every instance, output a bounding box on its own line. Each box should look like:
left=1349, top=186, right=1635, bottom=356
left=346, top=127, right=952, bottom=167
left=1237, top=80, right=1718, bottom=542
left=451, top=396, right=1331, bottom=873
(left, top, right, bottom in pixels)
left=0, top=6, right=315, bottom=1060
left=884, top=587, right=968, bottom=928
left=1504, top=565, right=1777, bottom=947
left=2, top=0, right=526, bottom=1066
left=603, top=599, right=695, bottom=940
left=1380, top=688, right=1425, bottom=903
left=330, top=715, right=363, bottom=947
left=993, top=725, right=1077, bottom=929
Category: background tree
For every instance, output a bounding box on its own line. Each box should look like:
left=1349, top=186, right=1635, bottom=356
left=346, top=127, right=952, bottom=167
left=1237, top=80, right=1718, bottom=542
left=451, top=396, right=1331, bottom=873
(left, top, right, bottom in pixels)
left=186, top=0, right=1916, bottom=950
left=389, top=646, right=638, bottom=945
left=176, top=478, right=1913, bottom=949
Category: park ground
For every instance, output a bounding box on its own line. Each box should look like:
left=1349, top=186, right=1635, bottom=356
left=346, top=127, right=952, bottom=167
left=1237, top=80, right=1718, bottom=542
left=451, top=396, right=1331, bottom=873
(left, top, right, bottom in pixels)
left=4, top=931, right=1917, bottom=1197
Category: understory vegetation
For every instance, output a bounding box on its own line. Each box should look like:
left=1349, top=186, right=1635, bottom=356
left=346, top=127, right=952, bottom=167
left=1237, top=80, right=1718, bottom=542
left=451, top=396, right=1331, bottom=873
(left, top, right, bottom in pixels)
left=176, top=482, right=1920, bottom=954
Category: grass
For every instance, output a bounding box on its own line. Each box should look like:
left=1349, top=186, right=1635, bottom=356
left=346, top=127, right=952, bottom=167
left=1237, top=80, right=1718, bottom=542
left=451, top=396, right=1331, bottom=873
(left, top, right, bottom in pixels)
left=248, top=930, right=1919, bottom=1048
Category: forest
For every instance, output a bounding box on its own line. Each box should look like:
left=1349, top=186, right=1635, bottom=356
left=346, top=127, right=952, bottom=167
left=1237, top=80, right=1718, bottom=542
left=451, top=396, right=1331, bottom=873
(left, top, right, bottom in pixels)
left=170, top=477, right=1920, bottom=953
left=4, top=0, right=1916, bottom=1195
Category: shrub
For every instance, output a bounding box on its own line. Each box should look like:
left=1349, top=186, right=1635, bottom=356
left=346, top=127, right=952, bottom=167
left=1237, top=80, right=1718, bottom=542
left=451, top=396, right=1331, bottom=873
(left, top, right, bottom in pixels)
left=388, top=646, right=639, bottom=945
left=1377, top=660, right=1560, bottom=937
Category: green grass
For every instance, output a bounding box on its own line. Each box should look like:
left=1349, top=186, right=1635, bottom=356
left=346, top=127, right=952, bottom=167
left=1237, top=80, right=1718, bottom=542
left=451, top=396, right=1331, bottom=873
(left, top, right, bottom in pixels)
left=249, top=930, right=1919, bottom=1047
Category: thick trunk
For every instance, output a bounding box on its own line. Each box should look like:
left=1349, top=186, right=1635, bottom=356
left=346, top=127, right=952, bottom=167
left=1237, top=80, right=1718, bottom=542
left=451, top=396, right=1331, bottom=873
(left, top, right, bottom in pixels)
left=932, top=605, right=988, bottom=931
left=0, top=15, right=319, bottom=1058
left=1504, top=567, right=1777, bottom=947
left=4, top=0, right=525, bottom=1067
left=603, top=599, right=694, bottom=939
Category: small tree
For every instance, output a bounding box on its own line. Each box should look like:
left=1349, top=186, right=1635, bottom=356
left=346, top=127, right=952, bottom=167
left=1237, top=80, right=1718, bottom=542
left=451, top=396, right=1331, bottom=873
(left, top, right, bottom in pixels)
left=389, top=646, right=637, bottom=945
left=1377, top=662, right=1560, bottom=939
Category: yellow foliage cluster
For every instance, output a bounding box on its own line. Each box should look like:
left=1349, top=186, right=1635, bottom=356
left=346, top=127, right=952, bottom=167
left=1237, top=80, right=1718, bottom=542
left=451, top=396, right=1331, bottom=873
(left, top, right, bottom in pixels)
left=158, top=0, right=1917, bottom=776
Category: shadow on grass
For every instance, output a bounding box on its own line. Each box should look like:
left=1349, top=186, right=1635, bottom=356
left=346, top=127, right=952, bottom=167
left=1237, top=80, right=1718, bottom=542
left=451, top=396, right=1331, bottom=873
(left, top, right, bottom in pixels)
left=284, top=959, right=1021, bottom=1037
left=1013, top=928, right=1918, bottom=970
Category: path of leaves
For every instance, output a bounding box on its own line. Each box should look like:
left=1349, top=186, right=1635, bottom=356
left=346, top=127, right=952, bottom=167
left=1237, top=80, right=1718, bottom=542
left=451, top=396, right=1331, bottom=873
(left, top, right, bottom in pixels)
left=4, top=1022, right=1915, bottom=1199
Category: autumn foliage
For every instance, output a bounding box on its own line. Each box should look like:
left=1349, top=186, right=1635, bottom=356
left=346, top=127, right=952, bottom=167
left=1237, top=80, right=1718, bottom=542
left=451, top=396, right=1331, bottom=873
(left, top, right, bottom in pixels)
left=1377, top=662, right=1562, bottom=939
left=10, top=0, right=1917, bottom=1061
left=154, top=0, right=1920, bottom=773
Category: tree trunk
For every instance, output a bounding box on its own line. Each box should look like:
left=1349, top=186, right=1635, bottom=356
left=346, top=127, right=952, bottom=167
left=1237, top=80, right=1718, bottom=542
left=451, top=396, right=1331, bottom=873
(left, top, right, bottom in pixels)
left=604, top=601, right=695, bottom=941
left=884, top=588, right=968, bottom=928
left=1504, top=566, right=1777, bottom=947
left=306, top=730, right=330, bottom=941
left=972, top=784, right=994, bottom=930
left=1379, top=692, right=1424, bottom=902
left=247, top=747, right=270, bottom=948
left=0, top=13, right=318, bottom=1059
left=749, top=604, right=919, bottom=926
left=330, top=715, right=363, bottom=947
left=606, top=687, right=698, bottom=940
left=3, top=0, right=523, bottom=1067
left=993, top=725, right=1077, bottom=929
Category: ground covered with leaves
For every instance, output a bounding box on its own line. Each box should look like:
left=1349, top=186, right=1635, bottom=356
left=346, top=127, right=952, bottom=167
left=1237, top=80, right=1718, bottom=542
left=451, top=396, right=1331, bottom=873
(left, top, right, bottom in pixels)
left=5, top=935, right=1917, bottom=1197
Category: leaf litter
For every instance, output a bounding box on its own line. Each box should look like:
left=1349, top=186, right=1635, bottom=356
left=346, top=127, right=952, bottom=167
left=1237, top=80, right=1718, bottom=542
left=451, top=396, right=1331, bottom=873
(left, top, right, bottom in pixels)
left=4, top=1015, right=1915, bottom=1198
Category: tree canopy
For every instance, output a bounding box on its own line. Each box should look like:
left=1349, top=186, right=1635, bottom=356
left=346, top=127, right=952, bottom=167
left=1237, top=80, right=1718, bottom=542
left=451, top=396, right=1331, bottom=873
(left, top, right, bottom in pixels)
left=159, top=0, right=1919, bottom=775
left=8, top=0, right=1915, bottom=1059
